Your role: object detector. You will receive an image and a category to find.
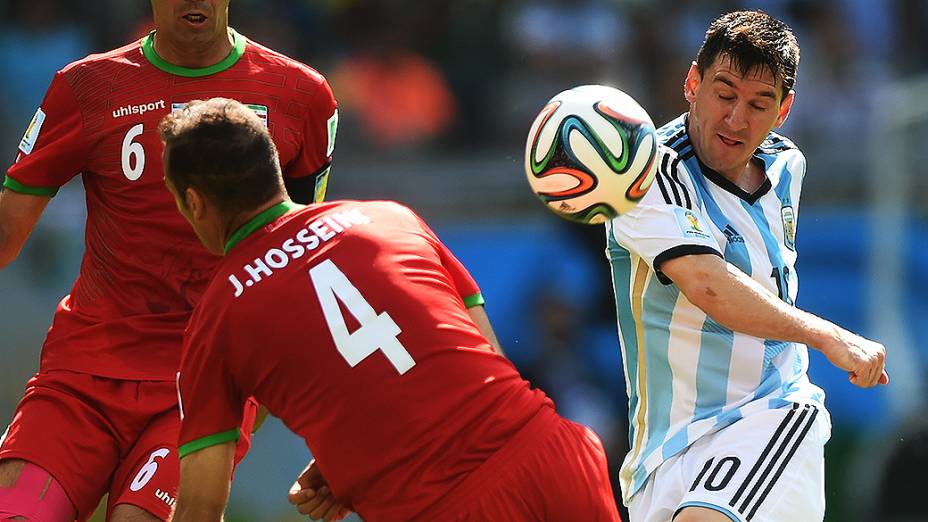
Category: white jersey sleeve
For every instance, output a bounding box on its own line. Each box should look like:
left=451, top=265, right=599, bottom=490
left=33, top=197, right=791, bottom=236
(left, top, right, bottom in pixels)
left=610, top=146, right=722, bottom=283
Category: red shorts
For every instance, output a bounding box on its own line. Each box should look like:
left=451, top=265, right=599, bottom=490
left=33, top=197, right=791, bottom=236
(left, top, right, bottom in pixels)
left=416, top=406, right=622, bottom=521
left=0, top=371, right=256, bottom=521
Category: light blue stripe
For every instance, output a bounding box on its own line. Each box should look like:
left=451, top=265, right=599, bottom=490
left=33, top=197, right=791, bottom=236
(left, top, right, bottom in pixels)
left=754, top=354, right=783, bottom=400
left=678, top=501, right=743, bottom=522
left=638, top=276, right=678, bottom=460
left=662, top=427, right=691, bottom=460
left=740, top=195, right=784, bottom=282
left=764, top=339, right=790, bottom=366
left=686, top=159, right=752, bottom=275
left=779, top=351, right=807, bottom=398
left=771, top=156, right=793, bottom=206
left=740, top=193, right=807, bottom=395
left=607, top=224, right=639, bottom=445
left=631, top=465, right=651, bottom=495
left=694, top=316, right=734, bottom=419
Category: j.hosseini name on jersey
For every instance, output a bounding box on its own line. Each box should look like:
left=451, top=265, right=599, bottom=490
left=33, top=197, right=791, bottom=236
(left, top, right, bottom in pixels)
left=227, top=208, right=371, bottom=298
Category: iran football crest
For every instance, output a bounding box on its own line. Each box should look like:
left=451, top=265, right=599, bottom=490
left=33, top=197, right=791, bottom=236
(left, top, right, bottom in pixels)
left=781, top=206, right=796, bottom=250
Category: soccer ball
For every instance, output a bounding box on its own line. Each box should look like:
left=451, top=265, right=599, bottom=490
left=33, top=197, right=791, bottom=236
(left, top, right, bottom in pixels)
left=524, top=85, right=659, bottom=224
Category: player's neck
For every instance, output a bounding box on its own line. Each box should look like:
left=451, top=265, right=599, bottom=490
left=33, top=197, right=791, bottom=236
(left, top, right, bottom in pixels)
left=152, top=29, right=234, bottom=69
left=728, top=159, right=767, bottom=193
left=220, top=198, right=291, bottom=254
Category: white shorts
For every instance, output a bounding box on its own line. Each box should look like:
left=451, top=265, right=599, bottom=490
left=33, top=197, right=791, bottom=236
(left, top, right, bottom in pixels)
left=628, top=403, right=831, bottom=522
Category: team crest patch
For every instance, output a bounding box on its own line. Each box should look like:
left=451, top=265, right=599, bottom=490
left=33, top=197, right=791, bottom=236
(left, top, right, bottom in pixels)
left=171, top=102, right=268, bottom=128
left=781, top=206, right=796, bottom=250
left=674, top=208, right=711, bottom=240
left=19, top=107, right=46, bottom=155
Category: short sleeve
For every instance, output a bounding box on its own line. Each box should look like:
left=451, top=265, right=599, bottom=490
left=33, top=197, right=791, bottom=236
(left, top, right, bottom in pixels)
left=4, top=71, right=87, bottom=196
left=610, top=148, right=722, bottom=283
left=406, top=206, right=483, bottom=307
left=282, top=73, right=338, bottom=181
left=436, top=238, right=483, bottom=307
left=177, top=305, right=247, bottom=458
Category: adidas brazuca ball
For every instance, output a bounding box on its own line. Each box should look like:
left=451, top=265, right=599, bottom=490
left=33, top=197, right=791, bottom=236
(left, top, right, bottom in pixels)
left=524, top=85, right=659, bottom=224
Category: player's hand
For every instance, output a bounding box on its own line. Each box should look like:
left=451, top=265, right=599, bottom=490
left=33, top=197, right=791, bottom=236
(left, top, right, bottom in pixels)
left=819, top=329, right=889, bottom=388
left=287, top=459, right=351, bottom=521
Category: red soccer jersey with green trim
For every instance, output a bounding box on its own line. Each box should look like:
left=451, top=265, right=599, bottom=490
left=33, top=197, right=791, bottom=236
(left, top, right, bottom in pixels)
left=4, top=30, right=338, bottom=380
left=177, top=200, right=552, bottom=521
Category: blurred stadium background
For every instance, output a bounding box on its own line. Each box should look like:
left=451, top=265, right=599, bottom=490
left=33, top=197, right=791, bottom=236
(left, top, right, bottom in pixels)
left=0, top=0, right=926, bottom=520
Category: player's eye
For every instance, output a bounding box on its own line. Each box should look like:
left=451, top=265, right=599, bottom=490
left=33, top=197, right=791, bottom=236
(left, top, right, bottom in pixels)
left=718, top=93, right=735, bottom=101
left=751, top=103, right=770, bottom=111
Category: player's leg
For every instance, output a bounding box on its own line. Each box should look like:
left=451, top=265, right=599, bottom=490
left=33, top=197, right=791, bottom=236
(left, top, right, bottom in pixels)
left=109, top=504, right=164, bottom=522
left=676, top=403, right=829, bottom=522
left=674, top=506, right=737, bottom=522
left=106, top=381, right=180, bottom=522
left=0, top=372, right=122, bottom=521
left=0, top=459, right=75, bottom=521
left=106, top=384, right=259, bottom=521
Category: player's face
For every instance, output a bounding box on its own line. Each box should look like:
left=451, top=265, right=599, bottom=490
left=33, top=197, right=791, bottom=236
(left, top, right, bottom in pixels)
left=150, top=0, right=231, bottom=45
left=684, top=54, right=794, bottom=180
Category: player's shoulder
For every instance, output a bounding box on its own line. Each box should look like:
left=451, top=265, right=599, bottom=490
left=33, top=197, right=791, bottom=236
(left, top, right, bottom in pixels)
left=241, top=34, right=328, bottom=85
left=757, top=130, right=801, bottom=155
left=336, top=199, right=418, bottom=220
left=645, top=144, right=699, bottom=209
left=655, top=113, right=688, bottom=149
left=757, top=130, right=806, bottom=181
left=58, top=38, right=143, bottom=77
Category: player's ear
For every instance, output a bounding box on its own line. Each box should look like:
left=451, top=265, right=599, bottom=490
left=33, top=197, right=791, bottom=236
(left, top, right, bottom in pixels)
left=184, top=187, right=208, bottom=221
left=774, top=90, right=795, bottom=128
left=684, top=62, right=699, bottom=103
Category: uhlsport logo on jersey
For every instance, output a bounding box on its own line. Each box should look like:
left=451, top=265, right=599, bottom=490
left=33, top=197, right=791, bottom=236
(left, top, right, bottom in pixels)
left=171, top=102, right=268, bottom=127
left=781, top=205, right=796, bottom=250
left=113, top=100, right=166, bottom=119
left=674, top=207, right=711, bottom=240
left=19, top=107, right=46, bottom=155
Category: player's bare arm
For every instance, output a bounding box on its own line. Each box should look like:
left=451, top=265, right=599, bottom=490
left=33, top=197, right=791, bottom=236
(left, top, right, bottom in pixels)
left=467, top=305, right=505, bottom=355
left=171, top=442, right=235, bottom=522
left=662, top=253, right=889, bottom=388
left=0, top=190, right=50, bottom=268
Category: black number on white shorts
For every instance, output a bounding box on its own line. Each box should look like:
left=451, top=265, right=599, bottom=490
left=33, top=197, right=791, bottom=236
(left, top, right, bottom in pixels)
left=690, top=456, right=741, bottom=492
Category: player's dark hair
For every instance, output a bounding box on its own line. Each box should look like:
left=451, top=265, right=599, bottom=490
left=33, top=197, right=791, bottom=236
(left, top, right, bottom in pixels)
left=159, top=98, right=284, bottom=216
left=696, top=10, right=800, bottom=102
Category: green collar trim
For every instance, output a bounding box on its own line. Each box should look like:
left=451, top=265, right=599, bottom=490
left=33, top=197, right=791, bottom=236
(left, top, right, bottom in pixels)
left=142, top=28, right=245, bottom=77
left=224, top=201, right=302, bottom=254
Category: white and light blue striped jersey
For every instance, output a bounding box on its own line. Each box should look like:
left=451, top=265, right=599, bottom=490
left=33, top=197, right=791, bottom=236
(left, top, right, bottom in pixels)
left=606, top=114, right=827, bottom=503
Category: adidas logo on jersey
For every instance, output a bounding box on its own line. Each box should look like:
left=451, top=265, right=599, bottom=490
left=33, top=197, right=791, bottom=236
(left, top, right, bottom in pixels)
left=112, top=100, right=166, bottom=119
left=723, top=225, right=744, bottom=244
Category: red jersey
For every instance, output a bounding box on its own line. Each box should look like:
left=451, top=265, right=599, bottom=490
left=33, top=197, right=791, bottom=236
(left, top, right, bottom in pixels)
left=177, top=201, right=553, bottom=521
left=3, top=30, right=337, bottom=380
